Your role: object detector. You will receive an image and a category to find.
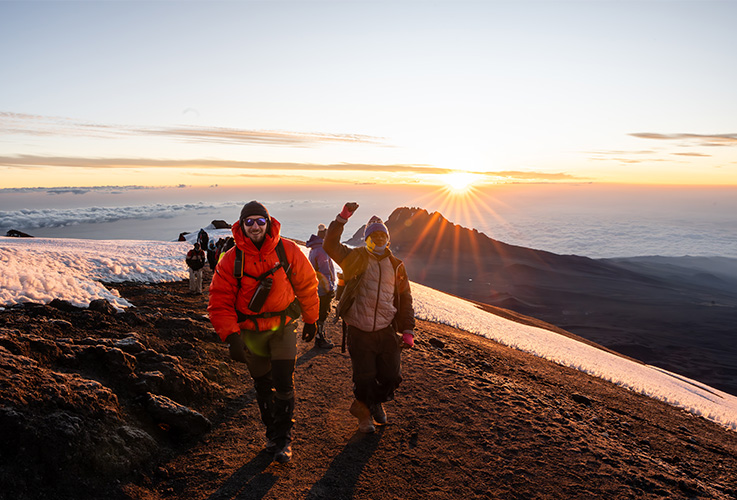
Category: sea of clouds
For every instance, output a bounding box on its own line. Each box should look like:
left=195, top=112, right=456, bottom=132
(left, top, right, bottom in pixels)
left=3, top=185, right=737, bottom=259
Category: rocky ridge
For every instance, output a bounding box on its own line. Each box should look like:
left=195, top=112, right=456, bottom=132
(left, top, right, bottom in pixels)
left=349, top=207, right=737, bottom=397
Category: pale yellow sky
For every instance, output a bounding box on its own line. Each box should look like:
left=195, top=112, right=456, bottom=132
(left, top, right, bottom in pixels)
left=2, top=2, right=737, bottom=189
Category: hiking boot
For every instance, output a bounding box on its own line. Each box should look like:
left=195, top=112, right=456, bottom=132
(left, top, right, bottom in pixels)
left=370, top=403, right=387, bottom=425
left=265, top=438, right=278, bottom=452
left=274, top=442, right=292, bottom=463
left=350, top=399, right=375, bottom=434
left=315, top=337, right=334, bottom=349
left=314, top=321, right=334, bottom=349
left=271, top=395, right=294, bottom=463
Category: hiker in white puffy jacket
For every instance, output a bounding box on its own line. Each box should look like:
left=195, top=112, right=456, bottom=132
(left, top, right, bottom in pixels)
left=323, top=202, right=415, bottom=433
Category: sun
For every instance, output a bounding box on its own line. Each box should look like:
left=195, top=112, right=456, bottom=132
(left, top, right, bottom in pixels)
left=441, top=171, right=482, bottom=192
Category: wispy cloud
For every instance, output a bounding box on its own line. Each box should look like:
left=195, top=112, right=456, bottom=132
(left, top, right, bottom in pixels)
left=0, top=154, right=582, bottom=183
left=673, top=152, right=711, bottom=157
left=482, top=171, right=582, bottom=181
left=588, top=156, right=669, bottom=164
left=587, top=146, right=697, bottom=165
left=631, top=133, right=737, bottom=147
left=0, top=154, right=443, bottom=174
left=153, top=127, right=384, bottom=147
left=0, top=111, right=384, bottom=147
left=589, top=150, right=657, bottom=156
left=2, top=185, right=170, bottom=195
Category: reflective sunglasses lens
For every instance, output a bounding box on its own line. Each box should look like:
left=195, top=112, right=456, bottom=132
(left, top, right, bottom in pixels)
left=245, top=217, right=267, bottom=227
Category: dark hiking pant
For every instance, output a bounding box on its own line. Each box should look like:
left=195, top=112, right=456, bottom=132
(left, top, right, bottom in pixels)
left=346, top=324, right=402, bottom=406
left=241, top=323, right=297, bottom=445
left=318, top=291, right=334, bottom=323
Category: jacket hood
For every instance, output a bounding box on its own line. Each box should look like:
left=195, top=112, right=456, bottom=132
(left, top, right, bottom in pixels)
left=305, top=234, right=323, bottom=248
left=231, top=216, right=282, bottom=254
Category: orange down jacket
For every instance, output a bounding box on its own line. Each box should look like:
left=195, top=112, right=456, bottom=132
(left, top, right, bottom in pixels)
left=208, top=217, right=319, bottom=341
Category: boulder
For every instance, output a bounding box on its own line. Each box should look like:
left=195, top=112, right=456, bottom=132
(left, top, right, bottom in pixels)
left=6, top=229, right=33, bottom=237
left=211, top=219, right=231, bottom=229
left=144, top=393, right=211, bottom=435
left=89, top=299, right=117, bottom=315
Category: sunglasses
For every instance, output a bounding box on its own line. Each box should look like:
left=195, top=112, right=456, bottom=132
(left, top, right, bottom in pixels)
left=243, top=217, right=267, bottom=227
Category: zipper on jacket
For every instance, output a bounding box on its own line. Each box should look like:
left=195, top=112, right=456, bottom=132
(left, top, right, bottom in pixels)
left=372, top=257, right=382, bottom=332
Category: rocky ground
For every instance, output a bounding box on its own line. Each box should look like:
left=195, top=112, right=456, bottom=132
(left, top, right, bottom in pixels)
left=1, top=269, right=736, bottom=499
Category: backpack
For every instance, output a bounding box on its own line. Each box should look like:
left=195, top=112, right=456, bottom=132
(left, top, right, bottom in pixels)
left=232, top=239, right=300, bottom=332
left=186, top=250, right=205, bottom=270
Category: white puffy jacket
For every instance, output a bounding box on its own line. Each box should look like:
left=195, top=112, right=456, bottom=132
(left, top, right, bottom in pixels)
left=343, top=254, right=397, bottom=332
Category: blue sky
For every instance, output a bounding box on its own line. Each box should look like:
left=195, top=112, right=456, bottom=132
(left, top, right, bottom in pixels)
left=2, top=0, right=737, bottom=189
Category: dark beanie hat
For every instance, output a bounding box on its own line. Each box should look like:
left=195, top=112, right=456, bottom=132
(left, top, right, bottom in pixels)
left=240, top=201, right=270, bottom=221
left=364, top=215, right=389, bottom=240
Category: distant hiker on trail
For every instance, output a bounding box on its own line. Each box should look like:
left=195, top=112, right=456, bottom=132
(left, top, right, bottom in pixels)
left=207, top=201, right=319, bottom=464
left=206, top=240, right=218, bottom=271
left=306, top=223, right=337, bottom=349
left=217, top=237, right=234, bottom=263
left=197, top=228, right=209, bottom=251
left=323, top=202, right=416, bottom=434
left=214, top=237, right=226, bottom=262
left=185, top=243, right=207, bottom=294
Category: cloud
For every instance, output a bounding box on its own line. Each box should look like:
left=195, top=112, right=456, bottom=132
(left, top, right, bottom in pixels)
left=672, top=152, right=711, bottom=157
left=631, top=132, right=737, bottom=147
left=0, top=154, right=582, bottom=184
left=152, top=126, right=384, bottom=147
left=0, top=201, right=240, bottom=231
left=0, top=154, right=447, bottom=175
left=0, top=111, right=384, bottom=147
left=2, top=185, right=167, bottom=195
left=0, top=198, right=352, bottom=233
left=482, top=171, right=583, bottom=181
left=587, top=147, right=675, bottom=165
left=589, top=150, right=657, bottom=156
left=588, top=156, right=669, bottom=164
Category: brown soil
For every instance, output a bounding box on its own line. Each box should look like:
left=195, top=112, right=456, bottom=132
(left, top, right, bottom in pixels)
left=2, top=269, right=737, bottom=499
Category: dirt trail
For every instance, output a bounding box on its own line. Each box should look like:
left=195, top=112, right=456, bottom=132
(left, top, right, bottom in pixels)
left=120, top=278, right=737, bottom=500
left=3, top=272, right=736, bottom=500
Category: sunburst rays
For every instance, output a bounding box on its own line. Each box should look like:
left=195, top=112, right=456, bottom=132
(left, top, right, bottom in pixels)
left=396, top=181, right=555, bottom=297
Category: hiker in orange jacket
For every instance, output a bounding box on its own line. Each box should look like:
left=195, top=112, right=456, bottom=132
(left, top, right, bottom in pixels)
left=208, top=201, right=319, bottom=463
left=323, top=202, right=415, bottom=434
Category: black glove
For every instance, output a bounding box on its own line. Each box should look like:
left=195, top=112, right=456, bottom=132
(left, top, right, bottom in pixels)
left=226, top=333, right=248, bottom=363
left=302, top=323, right=317, bottom=342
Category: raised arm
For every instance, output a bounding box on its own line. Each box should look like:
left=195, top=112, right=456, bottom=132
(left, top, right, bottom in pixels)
left=322, top=202, right=359, bottom=267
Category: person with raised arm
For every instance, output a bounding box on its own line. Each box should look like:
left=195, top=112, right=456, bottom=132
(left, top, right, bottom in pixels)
left=323, top=202, right=416, bottom=433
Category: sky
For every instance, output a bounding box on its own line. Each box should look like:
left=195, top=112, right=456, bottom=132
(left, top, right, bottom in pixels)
left=2, top=231, right=736, bottom=432
left=2, top=0, right=737, bottom=190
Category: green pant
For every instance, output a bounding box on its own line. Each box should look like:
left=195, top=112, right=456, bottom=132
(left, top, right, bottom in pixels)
left=241, top=322, right=297, bottom=447
left=242, top=322, right=297, bottom=399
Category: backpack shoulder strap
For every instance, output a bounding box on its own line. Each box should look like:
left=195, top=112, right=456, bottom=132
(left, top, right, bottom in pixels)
left=234, top=242, right=292, bottom=288
left=233, top=240, right=301, bottom=331
left=276, top=239, right=293, bottom=284
left=233, top=247, right=245, bottom=289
